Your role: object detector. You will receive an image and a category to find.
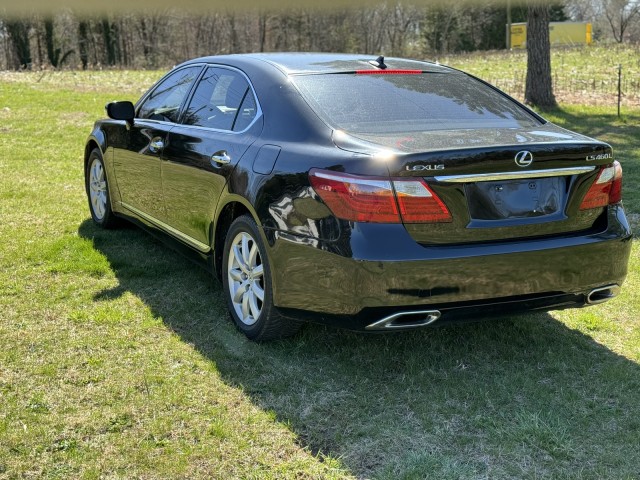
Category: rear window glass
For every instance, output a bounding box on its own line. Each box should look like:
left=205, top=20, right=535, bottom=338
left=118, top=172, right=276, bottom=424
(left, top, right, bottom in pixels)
left=292, top=73, right=540, bottom=134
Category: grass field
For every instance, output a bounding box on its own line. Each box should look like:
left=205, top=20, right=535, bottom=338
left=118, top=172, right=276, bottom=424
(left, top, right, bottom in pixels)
left=443, top=43, right=640, bottom=107
left=1, top=53, right=640, bottom=479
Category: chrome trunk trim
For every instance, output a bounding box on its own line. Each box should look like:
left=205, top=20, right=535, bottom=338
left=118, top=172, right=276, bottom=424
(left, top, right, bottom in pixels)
left=434, top=166, right=596, bottom=183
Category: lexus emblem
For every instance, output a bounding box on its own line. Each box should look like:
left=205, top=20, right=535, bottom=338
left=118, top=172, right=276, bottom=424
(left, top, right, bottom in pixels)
left=515, top=150, right=533, bottom=167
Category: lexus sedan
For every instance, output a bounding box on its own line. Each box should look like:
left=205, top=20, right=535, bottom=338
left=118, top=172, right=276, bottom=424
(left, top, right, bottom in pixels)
left=85, top=53, right=632, bottom=341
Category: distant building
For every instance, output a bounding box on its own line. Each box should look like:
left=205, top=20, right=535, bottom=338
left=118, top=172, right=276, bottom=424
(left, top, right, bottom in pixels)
left=510, top=22, right=593, bottom=49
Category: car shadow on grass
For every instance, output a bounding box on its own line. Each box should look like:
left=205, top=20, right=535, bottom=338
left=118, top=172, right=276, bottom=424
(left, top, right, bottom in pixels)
left=79, top=219, right=640, bottom=479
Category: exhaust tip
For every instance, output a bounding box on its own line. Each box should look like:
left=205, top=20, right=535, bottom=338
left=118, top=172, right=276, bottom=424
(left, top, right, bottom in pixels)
left=366, top=310, right=441, bottom=331
left=586, top=284, right=621, bottom=305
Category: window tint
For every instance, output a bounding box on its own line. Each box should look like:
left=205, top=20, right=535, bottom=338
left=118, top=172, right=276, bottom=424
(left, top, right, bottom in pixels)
left=292, top=73, right=541, bottom=134
left=182, top=67, right=257, bottom=131
left=137, top=66, right=201, bottom=123
left=233, top=87, right=258, bottom=132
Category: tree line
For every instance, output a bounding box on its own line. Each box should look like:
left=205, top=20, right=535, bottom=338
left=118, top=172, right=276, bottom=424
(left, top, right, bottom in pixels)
left=0, top=1, right=637, bottom=71
left=0, top=4, right=551, bottom=70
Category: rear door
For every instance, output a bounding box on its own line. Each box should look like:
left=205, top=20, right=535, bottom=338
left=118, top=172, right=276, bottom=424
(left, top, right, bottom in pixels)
left=112, top=65, right=202, bottom=222
left=162, top=66, right=263, bottom=248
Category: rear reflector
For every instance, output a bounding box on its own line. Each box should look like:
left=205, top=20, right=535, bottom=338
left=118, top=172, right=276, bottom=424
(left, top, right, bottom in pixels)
left=579, top=161, right=622, bottom=210
left=356, top=70, right=422, bottom=75
left=309, top=169, right=451, bottom=224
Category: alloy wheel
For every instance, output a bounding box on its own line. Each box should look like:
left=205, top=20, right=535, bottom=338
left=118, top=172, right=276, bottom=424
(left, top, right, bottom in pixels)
left=227, top=231, right=265, bottom=325
left=89, top=158, right=108, bottom=220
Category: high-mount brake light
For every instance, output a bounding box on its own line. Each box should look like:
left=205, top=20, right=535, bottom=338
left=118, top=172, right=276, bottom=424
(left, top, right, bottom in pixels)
left=355, top=70, right=422, bottom=75
left=579, top=161, right=623, bottom=210
left=308, top=169, right=452, bottom=224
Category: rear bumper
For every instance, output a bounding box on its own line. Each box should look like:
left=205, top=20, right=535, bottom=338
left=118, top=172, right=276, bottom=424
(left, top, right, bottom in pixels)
left=277, top=290, right=614, bottom=331
left=265, top=205, right=632, bottom=325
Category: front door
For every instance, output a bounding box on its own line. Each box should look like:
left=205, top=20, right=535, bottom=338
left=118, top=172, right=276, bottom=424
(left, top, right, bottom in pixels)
left=113, top=65, right=203, bottom=223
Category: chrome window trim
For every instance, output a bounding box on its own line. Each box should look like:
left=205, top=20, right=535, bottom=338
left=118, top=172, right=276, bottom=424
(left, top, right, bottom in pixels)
left=178, top=64, right=263, bottom=135
left=133, top=63, right=263, bottom=135
left=434, top=166, right=596, bottom=183
left=134, top=63, right=205, bottom=123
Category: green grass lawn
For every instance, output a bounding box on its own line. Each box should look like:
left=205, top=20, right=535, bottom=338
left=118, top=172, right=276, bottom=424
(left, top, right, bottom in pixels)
left=1, top=67, right=639, bottom=479
left=442, top=43, right=640, bottom=107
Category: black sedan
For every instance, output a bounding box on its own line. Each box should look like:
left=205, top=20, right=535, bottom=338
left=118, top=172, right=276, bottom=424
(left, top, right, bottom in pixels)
left=85, top=53, right=632, bottom=341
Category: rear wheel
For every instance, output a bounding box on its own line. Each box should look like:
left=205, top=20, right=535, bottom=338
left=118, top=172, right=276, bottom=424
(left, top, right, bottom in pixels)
left=222, top=215, right=301, bottom=341
left=86, top=148, right=120, bottom=228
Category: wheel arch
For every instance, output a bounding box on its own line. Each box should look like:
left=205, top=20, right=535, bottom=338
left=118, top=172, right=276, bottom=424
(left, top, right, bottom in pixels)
left=212, top=197, right=261, bottom=280
left=84, top=132, right=106, bottom=178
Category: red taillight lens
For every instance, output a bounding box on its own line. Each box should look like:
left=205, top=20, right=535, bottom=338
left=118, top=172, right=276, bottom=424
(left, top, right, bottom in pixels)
left=609, top=161, right=623, bottom=204
left=579, top=161, right=623, bottom=210
left=309, top=169, right=400, bottom=223
left=309, top=169, right=452, bottom=224
left=394, top=179, right=452, bottom=223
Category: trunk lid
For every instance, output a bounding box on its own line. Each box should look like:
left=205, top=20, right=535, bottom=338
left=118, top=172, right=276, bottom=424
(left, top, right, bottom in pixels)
left=333, top=124, right=614, bottom=244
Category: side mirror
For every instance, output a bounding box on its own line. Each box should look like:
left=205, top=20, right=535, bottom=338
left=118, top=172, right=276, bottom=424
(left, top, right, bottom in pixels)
left=106, top=101, right=135, bottom=125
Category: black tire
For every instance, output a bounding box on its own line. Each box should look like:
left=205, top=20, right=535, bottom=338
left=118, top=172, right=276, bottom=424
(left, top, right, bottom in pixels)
left=85, top=148, right=120, bottom=229
left=222, top=214, right=301, bottom=341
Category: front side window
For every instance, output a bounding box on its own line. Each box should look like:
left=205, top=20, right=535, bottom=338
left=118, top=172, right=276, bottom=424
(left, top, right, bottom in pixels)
left=182, top=67, right=257, bottom=132
left=292, top=72, right=541, bottom=134
left=137, top=66, right=201, bottom=123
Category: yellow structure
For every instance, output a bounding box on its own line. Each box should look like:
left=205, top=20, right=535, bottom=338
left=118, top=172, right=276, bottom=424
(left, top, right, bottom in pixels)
left=510, top=22, right=592, bottom=49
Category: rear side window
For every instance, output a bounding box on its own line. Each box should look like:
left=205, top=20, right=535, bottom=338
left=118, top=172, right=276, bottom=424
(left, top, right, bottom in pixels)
left=292, top=73, right=540, bottom=134
left=182, top=67, right=257, bottom=132
left=137, top=66, right=201, bottom=123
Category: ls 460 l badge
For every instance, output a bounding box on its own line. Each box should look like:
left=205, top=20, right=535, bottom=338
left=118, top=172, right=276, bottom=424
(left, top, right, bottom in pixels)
left=586, top=153, right=613, bottom=161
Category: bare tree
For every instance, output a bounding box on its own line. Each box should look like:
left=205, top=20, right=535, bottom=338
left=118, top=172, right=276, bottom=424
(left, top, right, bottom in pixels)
left=385, top=3, right=420, bottom=56
left=4, top=18, right=31, bottom=69
left=602, top=0, right=640, bottom=42
left=525, top=1, right=557, bottom=108
left=44, top=16, right=74, bottom=68
left=423, top=4, right=460, bottom=55
left=135, top=12, right=167, bottom=67
left=565, top=0, right=598, bottom=21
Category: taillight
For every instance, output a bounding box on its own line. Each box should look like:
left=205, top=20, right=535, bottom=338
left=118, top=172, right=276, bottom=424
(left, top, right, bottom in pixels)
left=309, top=170, right=399, bottom=222
left=394, top=179, right=452, bottom=223
left=579, top=161, right=622, bottom=210
left=309, top=169, right=451, bottom=224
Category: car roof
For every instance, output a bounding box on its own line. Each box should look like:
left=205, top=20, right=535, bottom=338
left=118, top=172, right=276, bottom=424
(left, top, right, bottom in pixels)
left=182, top=52, right=454, bottom=75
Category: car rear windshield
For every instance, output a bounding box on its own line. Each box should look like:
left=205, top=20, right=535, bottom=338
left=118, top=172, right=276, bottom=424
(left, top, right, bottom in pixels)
left=292, top=72, right=541, bottom=134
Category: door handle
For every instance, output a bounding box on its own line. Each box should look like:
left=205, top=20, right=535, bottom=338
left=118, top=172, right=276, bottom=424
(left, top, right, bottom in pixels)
left=149, top=137, right=164, bottom=153
left=211, top=150, right=231, bottom=165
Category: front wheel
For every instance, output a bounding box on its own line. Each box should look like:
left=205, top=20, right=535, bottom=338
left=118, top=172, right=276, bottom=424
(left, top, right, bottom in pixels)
left=86, top=148, right=120, bottom=228
left=222, top=215, right=301, bottom=341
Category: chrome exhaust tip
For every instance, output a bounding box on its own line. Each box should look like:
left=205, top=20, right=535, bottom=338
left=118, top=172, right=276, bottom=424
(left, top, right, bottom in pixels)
left=586, top=284, right=621, bottom=305
left=365, top=310, right=441, bottom=331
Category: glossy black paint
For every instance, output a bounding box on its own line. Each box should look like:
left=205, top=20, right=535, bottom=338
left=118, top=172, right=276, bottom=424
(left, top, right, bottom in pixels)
left=86, top=53, right=632, bottom=330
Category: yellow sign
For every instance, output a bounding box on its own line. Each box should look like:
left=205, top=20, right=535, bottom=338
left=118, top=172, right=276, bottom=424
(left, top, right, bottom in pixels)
left=510, top=22, right=592, bottom=49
